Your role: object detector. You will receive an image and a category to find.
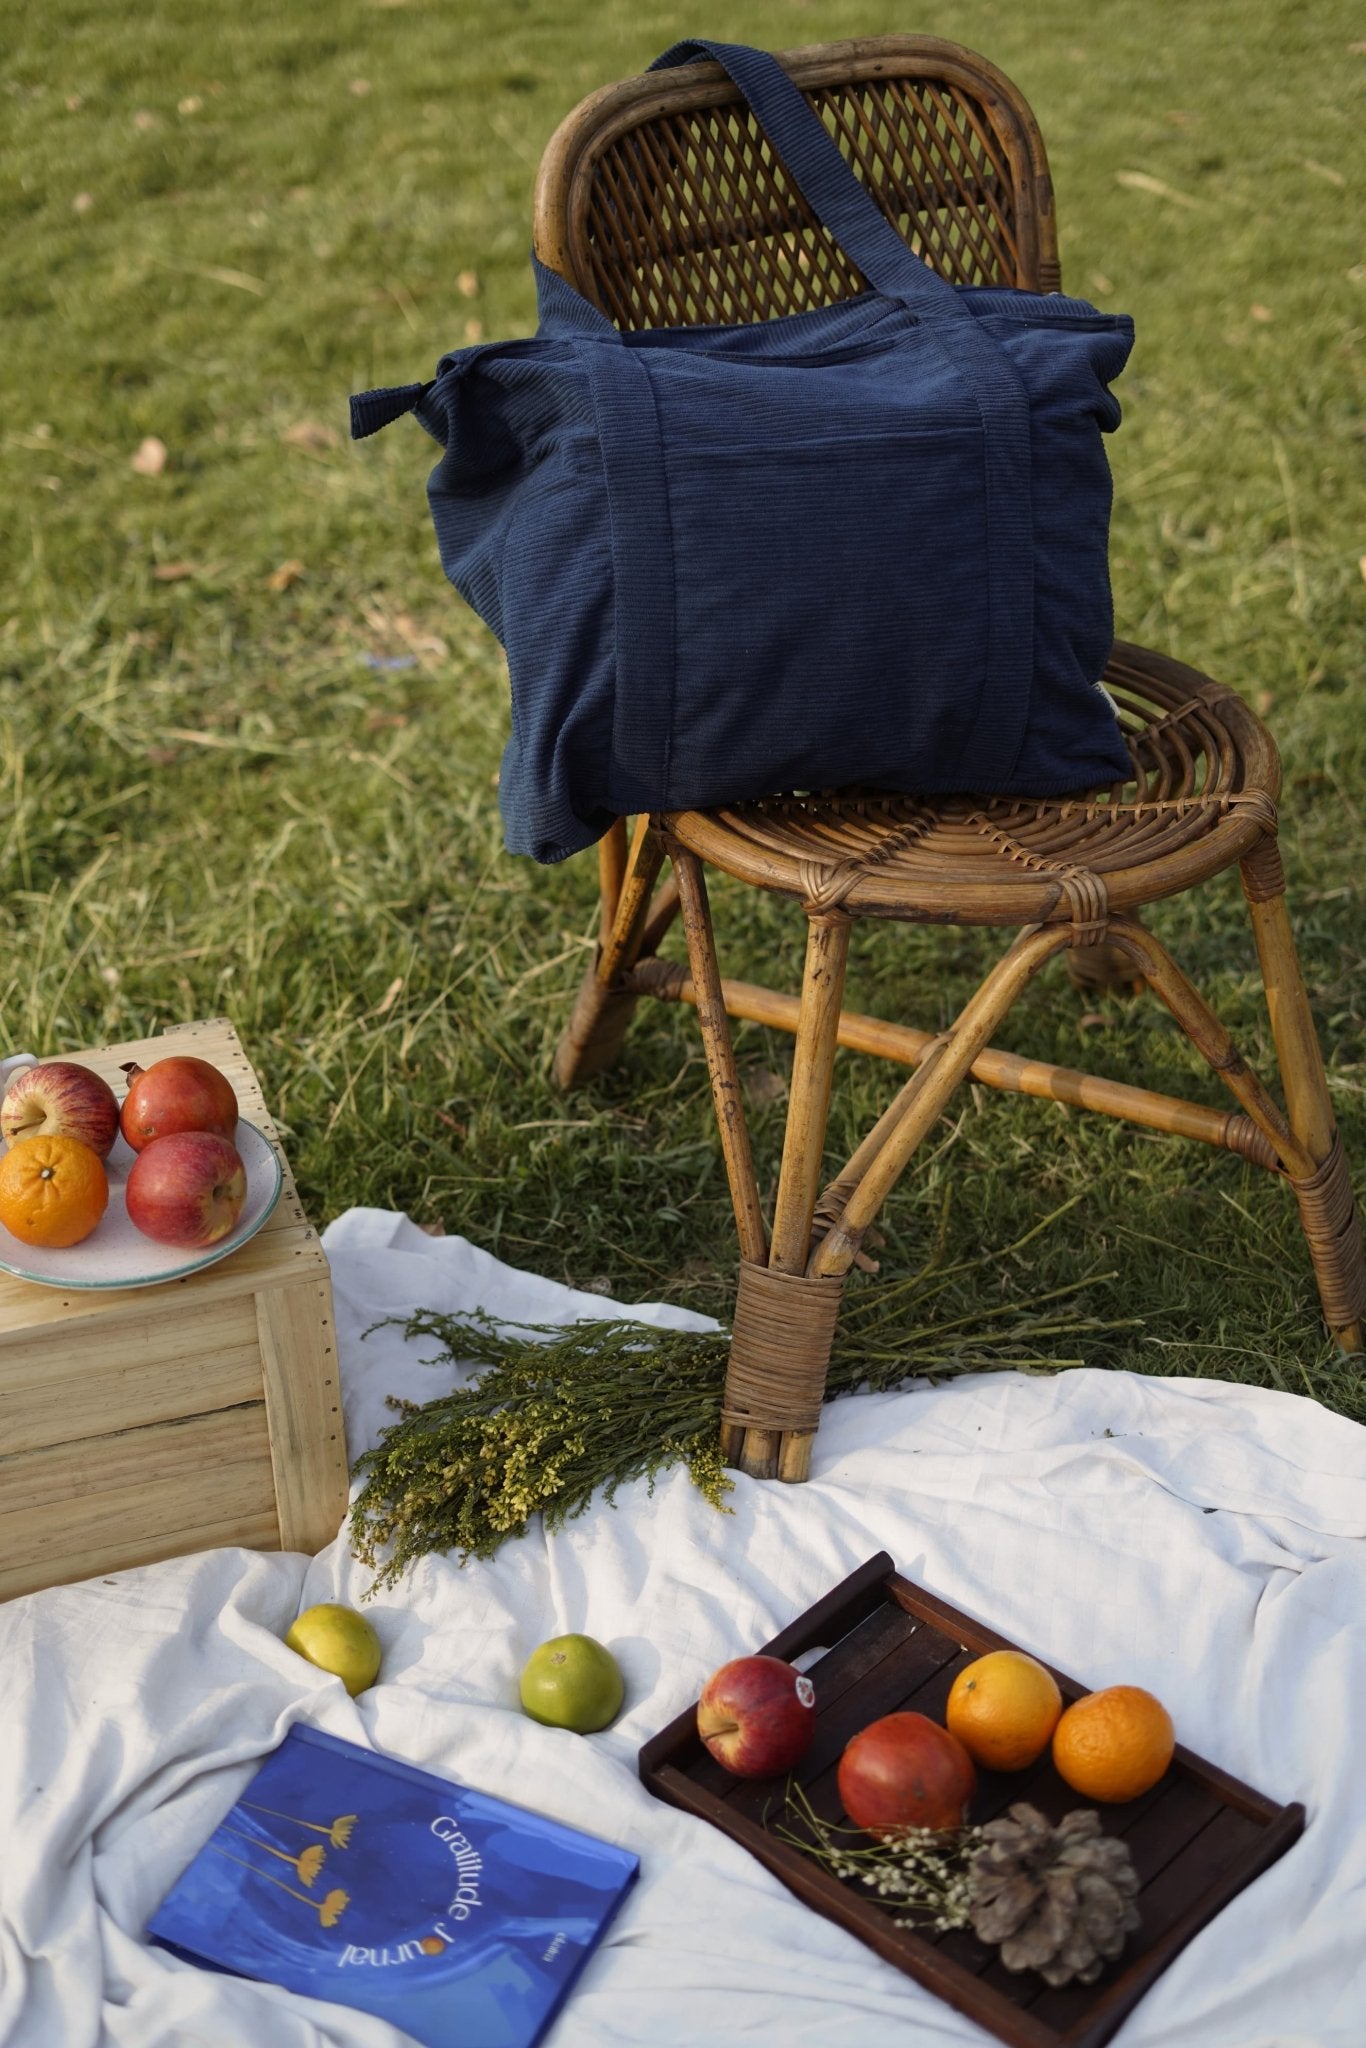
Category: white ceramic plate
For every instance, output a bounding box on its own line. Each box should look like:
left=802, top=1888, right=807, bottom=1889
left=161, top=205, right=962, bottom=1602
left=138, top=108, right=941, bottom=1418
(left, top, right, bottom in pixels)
left=0, top=1119, right=283, bottom=1290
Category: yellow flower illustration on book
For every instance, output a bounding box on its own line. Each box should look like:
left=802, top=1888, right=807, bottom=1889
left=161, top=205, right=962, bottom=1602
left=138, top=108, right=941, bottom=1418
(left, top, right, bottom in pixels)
left=210, top=1847, right=350, bottom=1927
left=241, top=1801, right=357, bottom=1849
left=219, top=1825, right=325, bottom=1886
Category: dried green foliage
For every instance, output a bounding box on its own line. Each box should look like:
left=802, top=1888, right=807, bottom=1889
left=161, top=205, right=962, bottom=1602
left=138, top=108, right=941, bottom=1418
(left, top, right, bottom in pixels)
left=348, top=1198, right=1138, bottom=1588
left=349, top=1312, right=735, bottom=1588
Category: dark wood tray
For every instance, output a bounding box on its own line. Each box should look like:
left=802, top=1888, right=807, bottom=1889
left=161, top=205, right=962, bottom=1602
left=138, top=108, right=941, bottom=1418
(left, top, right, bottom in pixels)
left=638, top=1553, right=1304, bottom=2048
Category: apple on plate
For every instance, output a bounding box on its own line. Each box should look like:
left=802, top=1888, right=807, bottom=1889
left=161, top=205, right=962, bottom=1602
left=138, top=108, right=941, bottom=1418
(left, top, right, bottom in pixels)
left=125, top=1130, right=247, bottom=1247
left=696, top=1654, right=817, bottom=1778
left=0, top=1061, right=120, bottom=1158
left=119, top=1056, right=239, bottom=1152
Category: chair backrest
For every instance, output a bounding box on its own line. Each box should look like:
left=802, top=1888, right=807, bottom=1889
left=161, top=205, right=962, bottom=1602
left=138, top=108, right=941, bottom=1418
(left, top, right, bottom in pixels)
left=532, top=36, right=1060, bottom=329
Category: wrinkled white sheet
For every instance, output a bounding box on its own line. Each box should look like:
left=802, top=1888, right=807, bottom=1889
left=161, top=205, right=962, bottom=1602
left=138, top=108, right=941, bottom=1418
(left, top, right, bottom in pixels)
left=1, top=1205, right=1363, bottom=2048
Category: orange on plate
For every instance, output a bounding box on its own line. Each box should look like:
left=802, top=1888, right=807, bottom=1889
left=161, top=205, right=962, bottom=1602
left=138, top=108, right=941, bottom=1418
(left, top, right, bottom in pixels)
left=0, top=1133, right=109, bottom=1248
left=946, top=1648, right=1064, bottom=1771
left=1052, top=1685, right=1175, bottom=1803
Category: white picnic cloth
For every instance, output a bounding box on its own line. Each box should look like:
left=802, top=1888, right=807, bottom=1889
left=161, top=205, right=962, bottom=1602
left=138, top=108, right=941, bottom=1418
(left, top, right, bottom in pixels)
left=1, top=1205, right=1363, bottom=2048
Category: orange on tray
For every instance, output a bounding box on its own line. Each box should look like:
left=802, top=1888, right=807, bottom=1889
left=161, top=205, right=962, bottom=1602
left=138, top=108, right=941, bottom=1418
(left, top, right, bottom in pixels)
left=1052, top=1685, right=1175, bottom=1803
left=945, top=1648, right=1064, bottom=1771
left=0, top=1132, right=109, bottom=1248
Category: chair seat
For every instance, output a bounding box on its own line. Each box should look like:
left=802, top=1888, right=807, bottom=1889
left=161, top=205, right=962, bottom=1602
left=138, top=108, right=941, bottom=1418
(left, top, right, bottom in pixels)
left=665, top=642, right=1281, bottom=935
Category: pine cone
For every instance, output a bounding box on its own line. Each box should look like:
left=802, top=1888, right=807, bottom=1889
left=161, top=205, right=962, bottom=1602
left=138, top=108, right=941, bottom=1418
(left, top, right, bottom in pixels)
left=968, top=1804, right=1141, bottom=1987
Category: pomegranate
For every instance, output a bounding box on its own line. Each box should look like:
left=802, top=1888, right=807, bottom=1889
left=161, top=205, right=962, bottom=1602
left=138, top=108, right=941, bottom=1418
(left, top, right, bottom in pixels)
left=838, top=1712, right=976, bottom=1836
left=119, top=1056, right=238, bottom=1151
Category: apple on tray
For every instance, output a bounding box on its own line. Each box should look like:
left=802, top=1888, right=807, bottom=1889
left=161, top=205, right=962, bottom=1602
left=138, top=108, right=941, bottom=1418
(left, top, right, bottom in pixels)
left=125, top=1130, right=247, bottom=1248
left=120, top=1056, right=238, bottom=1151
left=1, top=1062, right=120, bottom=1158
left=837, top=1712, right=977, bottom=1836
left=697, top=1655, right=817, bottom=1778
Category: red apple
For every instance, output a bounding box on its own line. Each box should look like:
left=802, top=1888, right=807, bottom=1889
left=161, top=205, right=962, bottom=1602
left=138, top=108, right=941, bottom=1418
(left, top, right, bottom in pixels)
left=125, top=1131, right=247, bottom=1247
left=1, top=1061, right=120, bottom=1158
left=119, top=1056, right=238, bottom=1152
left=696, top=1655, right=817, bottom=1778
left=838, top=1713, right=977, bottom=1837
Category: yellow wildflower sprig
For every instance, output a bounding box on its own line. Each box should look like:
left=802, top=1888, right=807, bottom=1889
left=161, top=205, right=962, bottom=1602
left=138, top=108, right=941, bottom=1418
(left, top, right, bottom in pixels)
left=348, top=1312, right=733, bottom=1590
left=347, top=1197, right=1135, bottom=1591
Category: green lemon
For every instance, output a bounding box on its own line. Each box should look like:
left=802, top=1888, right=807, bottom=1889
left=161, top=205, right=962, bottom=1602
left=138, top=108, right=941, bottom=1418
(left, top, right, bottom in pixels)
left=519, top=1633, right=624, bottom=1733
left=285, top=1602, right=382, bottom=1697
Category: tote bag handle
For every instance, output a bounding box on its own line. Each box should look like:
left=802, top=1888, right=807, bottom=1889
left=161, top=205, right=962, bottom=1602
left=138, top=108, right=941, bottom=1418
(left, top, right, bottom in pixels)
left=648, top=39, right=973, bottom=323
left=642, top=40, right=1037, bottom=786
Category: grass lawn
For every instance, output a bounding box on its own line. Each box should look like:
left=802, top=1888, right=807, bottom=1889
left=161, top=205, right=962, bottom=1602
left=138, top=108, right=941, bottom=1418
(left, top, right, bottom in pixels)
left=2, top=1, right=1363, bottom=1422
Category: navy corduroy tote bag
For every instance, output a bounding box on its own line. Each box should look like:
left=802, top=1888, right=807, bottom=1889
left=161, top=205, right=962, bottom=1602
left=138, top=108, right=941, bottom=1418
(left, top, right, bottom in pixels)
left=352, top=39, right=1135, bottom=864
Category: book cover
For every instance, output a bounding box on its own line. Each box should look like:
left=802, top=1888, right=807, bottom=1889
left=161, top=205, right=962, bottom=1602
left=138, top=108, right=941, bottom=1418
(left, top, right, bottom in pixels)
left=147, top=1724, right=639, bottom=2048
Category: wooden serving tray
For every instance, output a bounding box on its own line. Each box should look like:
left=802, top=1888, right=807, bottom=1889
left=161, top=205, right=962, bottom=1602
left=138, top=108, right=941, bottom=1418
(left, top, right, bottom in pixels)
left=638, top=1553, right=1304, bottom=2048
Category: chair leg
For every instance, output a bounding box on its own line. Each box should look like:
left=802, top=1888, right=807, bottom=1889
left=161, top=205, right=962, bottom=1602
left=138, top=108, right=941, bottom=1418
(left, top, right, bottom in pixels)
left=736, top=910, right=853, bottom=1483
left=552, top=820, right=671, bottom=1089
left=1241, top=842, right=1366, bottom=1353
left=669, top=851, right=861, bottom=1483
left=670, top=846, right=769, bottom=1269
left=723, top=919, right=1071, bottom=1484
left=810, top=924, right=1073, bottom=1278
left=1105, top=896, right=1366, bottom=1355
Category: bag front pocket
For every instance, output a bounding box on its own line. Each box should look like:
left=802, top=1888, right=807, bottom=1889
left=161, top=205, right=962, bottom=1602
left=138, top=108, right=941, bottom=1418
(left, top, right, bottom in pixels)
left=662, top=431, right=992, bottom=807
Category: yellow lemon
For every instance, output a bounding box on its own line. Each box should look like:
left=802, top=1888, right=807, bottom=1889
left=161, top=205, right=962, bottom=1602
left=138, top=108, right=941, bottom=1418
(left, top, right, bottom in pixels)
left=519, top=1633, right=623, bottom=1733
left=285, top=1602, right=382, bottom=1697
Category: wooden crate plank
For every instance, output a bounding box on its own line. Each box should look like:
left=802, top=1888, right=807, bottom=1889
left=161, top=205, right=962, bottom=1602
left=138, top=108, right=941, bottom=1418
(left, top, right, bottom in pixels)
left=255, top=1278, right=350, bottom=1553
left=0, top=1295, right=262, bottom=1454
left=0, top=1504, right=282, bottom=1603
left=0, top=1405, right=280, bottom=1598
left=0, top=1019, right=344, bottom=1596
left=0, top=1403, right=274, bottom=1514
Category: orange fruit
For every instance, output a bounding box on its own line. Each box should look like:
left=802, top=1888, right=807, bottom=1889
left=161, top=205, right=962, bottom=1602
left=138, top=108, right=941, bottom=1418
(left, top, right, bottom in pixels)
left=1052, top=1685, right=1175, bottom=1803
left=0, top=1133, right=109, bottom=1248
left=945, top=1650, right=1064, bottom=1771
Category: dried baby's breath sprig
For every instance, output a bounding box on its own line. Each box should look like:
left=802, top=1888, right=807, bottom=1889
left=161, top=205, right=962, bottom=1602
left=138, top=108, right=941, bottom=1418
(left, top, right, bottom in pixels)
left=772, top=1782, right=981, bottom=1931
left=777, top=1788, right=1141, bottom=1985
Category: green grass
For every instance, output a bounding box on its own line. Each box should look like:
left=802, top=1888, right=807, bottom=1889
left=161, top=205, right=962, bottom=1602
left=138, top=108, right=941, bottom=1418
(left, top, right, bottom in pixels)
left=2, top=1, right=1363, bottom=1423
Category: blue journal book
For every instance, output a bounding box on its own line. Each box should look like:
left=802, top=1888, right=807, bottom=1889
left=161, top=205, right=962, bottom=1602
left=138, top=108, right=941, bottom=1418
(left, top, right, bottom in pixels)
left=147, top=1724, right=639, bottom=2048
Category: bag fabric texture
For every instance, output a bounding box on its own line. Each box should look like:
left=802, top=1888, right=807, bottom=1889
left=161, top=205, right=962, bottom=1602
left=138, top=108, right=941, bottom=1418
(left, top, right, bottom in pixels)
left=352, top=38, right=1136, bottom=865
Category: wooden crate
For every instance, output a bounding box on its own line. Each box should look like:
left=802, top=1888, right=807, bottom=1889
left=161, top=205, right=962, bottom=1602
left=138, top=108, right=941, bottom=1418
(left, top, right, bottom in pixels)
left=0, top=1018, right=350, bottom=1601
left=639, top=1554, right=1305, bottom=2048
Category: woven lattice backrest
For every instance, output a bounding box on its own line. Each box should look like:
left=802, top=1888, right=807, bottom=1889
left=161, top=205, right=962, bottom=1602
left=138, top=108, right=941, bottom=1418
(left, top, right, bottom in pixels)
left=534, top=38, right=1060, bottom=330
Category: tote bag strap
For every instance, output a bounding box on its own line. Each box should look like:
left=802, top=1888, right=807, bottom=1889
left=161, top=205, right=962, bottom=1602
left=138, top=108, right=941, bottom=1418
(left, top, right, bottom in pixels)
left=644, top=39, right=1036, bottom=788
left=648, top=39, right=970, bottom=322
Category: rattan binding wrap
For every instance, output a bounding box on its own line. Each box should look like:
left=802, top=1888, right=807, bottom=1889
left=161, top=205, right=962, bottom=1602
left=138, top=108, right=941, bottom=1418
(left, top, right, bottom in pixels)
left=1290, top=1135, right=1366, bottom=1332
left=722, top=1261, right=845, bottom=1434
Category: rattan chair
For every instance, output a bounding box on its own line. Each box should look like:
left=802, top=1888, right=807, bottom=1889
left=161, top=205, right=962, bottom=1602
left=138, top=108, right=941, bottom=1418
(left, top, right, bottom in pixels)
left=536, top=37, right=1366, bottom=1480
